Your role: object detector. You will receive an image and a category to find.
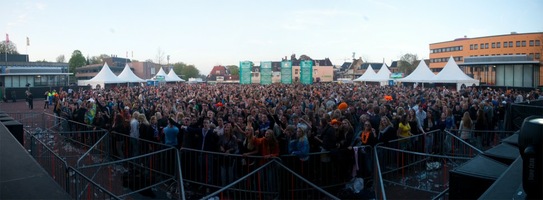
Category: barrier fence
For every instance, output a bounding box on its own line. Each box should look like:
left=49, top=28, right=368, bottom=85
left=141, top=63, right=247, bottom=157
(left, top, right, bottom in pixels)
left=376, top=130, right=477, bottom=199
left=76, top=131, right=184, bottom=199
left=10, top=111, right=520, bottom=200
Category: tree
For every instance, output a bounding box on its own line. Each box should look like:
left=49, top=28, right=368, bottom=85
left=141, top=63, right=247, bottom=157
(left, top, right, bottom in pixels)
left=226, top=65, right=239, bottom=75
left=68, top=50, right=87, bottom=75
left=172, top=62, right=187, bottom=76
left=398, top=53, right=419, bottom=75
left=0, top=41, right=19, bottom=54
left=88, top=54, right=110, bottom=64
left=181, top=65, right=200, bottom=79
left=155, top=48, right=166, bottom=65
left=56, top=55, right=65, bottom=63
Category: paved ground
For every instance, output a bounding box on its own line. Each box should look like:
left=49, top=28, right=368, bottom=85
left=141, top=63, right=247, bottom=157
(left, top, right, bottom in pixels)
left=0, top=98, right=54, bottom=115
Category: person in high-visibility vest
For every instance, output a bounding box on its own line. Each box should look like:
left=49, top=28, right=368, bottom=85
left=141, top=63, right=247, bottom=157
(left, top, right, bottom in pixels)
left=47, top=91, right=53, bottom=106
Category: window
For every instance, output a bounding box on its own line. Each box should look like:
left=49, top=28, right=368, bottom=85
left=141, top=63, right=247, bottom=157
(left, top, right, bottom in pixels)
left=497, top=42, right=501, bottom=48
left=470, top=44, right=474, bottom=50
left=492, top=43, right=495, bottom=48
left=504, top=42, right=508, bottom=48
left=536, top=53, right=541, bottom=59
left=522, top=41, right=526, bottom=47
left=516, top=41, right=520, bottom=47
left=536, top=40, right=541, bottom=46
left=480, top=43, right=484, bottom=49
left=459, top=46, right=463, bottom=50
left=485, top=43, right=489, bottom=49
left=529, top=40, right=534, bottom=46
left=509, top=41, right=513, bottom=47
left=474, top=44, right=478, bottom=50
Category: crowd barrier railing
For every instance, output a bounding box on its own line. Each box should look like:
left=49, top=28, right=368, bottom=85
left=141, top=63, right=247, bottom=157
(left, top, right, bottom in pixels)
left=373, top=143, right=386, bottom=200
left=446, top=129, right=516, bottom=152
left=76, top=131, right=184, bottom=199
left=201, top=159, right=340, bottom=200
left=375, top=130, right=477, bottom=199
left=24, top=126, right=120, bottom=200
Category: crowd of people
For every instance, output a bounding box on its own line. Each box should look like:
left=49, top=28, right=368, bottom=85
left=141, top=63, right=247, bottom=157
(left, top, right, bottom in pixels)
left=44, top=82, right=541, bottom=185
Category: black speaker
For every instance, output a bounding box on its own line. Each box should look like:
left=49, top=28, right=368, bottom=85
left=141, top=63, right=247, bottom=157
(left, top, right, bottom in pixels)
left=3, top=120, right=24, bottom=146
left=484, top=143, right=519, bottom=165
left=0, top=116, right=14, bottom=122
left=501, top=132, right=519, bottom=146
left=449, top=155, right=508, bottom=199
left=518, top=116, right=543, bottom=199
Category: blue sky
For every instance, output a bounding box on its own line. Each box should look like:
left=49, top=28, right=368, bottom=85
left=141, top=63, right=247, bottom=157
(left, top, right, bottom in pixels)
left=2, top=0, right=542, bottom=74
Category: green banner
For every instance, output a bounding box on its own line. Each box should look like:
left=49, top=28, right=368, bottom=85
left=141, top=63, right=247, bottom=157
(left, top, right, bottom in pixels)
left=300, top=60, right=313, bottom=85
left=260, top=61, right=272, bottom=85
left=239, top=61, right=253, bottom=84
left=156, top=75, right=165, bottom=82
left=280, top=61, right=292, bottom=84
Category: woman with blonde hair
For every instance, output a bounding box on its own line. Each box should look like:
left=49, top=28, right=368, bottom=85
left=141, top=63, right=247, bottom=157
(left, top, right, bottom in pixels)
left=458, top=112, right=473, bottom=141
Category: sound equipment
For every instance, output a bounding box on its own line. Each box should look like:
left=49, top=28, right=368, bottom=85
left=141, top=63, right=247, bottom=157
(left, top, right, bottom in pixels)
left=449, top=155, right=508, bottom=199
left=3, top=120, right=24, bottom=145
left=518, top=116, right=543, bottom=199
left=484, top=143, right=519, bottom=165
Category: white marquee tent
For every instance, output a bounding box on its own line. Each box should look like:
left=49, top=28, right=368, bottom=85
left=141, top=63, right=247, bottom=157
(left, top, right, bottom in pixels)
left=166, top=69, right=185, bottom=82
left=431, top=56, right=479, bottom=90
left=117, top=64, right=145, bottom=82
left=353, top=64, right=377, bottom=82
left=369, top=63, right=392, bottom=85
left=398, top=60, right=435, bottom=83
left=151, top=67, right=168, bottom=81
left=78, top=63, right=124, bottom=88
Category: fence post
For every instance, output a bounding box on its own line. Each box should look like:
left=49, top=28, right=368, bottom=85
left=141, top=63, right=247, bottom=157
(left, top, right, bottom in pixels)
left=65, top=167, right=70, bottom=195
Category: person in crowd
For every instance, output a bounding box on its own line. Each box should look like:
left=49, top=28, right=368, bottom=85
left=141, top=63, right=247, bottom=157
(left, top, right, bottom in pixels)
left=397, top=115, right=413, bottom=150
left=459, top=111, right=474, bottom=145
left=163, top=118, right=179, bottom=147
left=289, top=127, right=310, bottom=177
left=219, top=122, right=238, bottom=186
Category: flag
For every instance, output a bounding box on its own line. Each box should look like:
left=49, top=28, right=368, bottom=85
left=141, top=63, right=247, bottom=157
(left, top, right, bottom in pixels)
left=26, top=37, right=29, bottom=46
left=5, top=33, right=9, bottom=43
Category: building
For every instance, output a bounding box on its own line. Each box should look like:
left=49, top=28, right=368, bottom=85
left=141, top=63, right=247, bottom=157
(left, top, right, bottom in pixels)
left=429, top=32, right=543, bottom=86
left=0, top=53, right=70, bottom=100
left=207, top=55, right=336, bottom=84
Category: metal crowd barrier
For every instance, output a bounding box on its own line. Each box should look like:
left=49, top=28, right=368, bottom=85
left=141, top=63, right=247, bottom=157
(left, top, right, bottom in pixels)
left=23, top=124, right=119, bottom=200
left=77, top=131, right=184, bottom=199
left=447, top=129, right=516, bottom=152
left=375, top=130, right=477, bottom=199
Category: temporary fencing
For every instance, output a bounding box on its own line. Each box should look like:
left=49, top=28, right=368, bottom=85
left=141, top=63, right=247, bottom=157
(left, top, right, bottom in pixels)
left=200, top=159, right=340, bottom=200
left=76, top=131, right=184, bottom=199
left=447, top=129, right=516, bottom=152
left=375, top=130, right=478, bottom=199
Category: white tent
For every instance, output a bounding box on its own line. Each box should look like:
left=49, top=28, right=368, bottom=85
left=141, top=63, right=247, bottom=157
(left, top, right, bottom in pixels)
left=78, top=63, right=124, bottom=88
left=431, top=56, right=479, bottom=90
left=353, top=64, right=377, bottom=82
left=398, top=60, right=435, bottom=83
left=117, top=64, right=145, bottom=82
left=166, top=69, right=185, bottom=82
left=151, top=67, right=168, bottom=81
left=368, top=63, right=392, bottom=85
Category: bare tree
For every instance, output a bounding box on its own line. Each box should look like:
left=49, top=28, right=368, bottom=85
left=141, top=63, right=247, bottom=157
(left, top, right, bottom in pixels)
left=155, top=48, right=166, bottom=65
left=56, top=55, right=65, bottom=63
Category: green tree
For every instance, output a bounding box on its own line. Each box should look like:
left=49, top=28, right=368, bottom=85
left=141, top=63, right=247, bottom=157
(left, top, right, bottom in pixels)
left=68, top=50, right=87, bottom=75
left=0, top=41, right=19, bottom=54
left=226, top=65, right=239, bottom=75
left=172, top=62, right=187, bottom=77
left=181, top=65, right=200, bottom=79
left=398, top=53, right=419, bottom=75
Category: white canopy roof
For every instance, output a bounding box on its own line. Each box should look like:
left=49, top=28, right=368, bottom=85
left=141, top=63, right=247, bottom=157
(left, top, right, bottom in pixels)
left=432, top=56, right=479, bottom=84
left=77, top=63, right=124, bottom=87
left=166, top=69, right=185, bottom=82
left=117, top=64, right=145, bottom=82
left=370, top=63, right=391, bottom=81
left=151, top=67, right=168, bottom=80
left=353, top=64, right=377, bottom=82
left=398, top=60, right=435, bottom=83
